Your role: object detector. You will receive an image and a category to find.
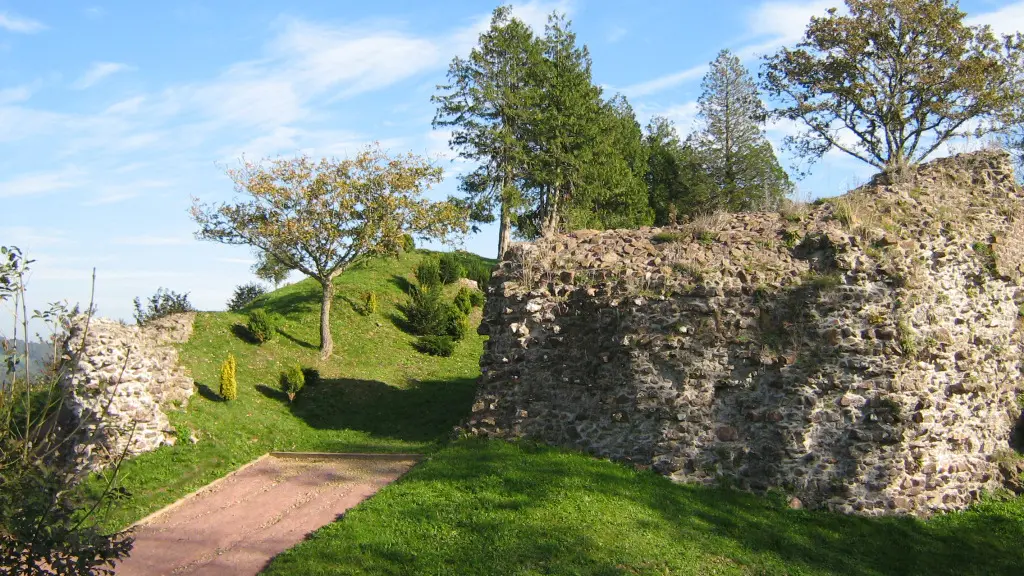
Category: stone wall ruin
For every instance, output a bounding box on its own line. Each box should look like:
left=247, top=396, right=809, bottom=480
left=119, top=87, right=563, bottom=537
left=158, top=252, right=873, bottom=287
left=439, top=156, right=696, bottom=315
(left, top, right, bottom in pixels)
left=469, top=150, right=1024, bottom=516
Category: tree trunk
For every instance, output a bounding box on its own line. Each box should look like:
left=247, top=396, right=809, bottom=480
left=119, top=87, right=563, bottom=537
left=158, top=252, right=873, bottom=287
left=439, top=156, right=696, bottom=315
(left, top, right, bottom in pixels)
left=498, top=201, right=512, bottom=261
left=319, top=279, right=334, bottom=360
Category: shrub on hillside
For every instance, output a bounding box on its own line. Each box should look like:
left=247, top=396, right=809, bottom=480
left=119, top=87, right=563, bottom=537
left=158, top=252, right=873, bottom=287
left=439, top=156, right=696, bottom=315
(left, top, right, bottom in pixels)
left=466, top=263, right=492, bottom=290
left=226, top=282, right=267, bottom=312
left=448, top=312, right=471, bottom=341
left=246, top=309, right=277, bottom=343
left=219, top=354, right=238, bottom=401
left=133, top=287, right=195, bottom=325
left=469, top=289, right=485, bottom=308
left=401, top=233, right=416, bottom=253
left=438, top=253, right=465, bottom=284
left=415, top=257, right=441, bottom=288
left=414, top=335, right=456, bottom=357
left=453, top=287, right=473, bottom=315
left=279, top=364, right=305, bottom=402
left=362, top=291, right=378, bottom=315
left=399, top=286, right=467, bottom=341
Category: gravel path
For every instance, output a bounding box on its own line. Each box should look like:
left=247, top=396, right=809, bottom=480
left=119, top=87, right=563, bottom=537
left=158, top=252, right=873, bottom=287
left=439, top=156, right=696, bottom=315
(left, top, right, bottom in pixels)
left=114, top=454, right=419, bottom=576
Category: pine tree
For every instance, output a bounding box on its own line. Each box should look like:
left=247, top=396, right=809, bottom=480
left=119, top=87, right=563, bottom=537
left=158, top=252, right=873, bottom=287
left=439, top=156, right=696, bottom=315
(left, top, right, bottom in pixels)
left=219, top=354, right=237, bottom=401
left=692, top=49, right=792, bottom=211
left=433, top=6, right=542, bottom=258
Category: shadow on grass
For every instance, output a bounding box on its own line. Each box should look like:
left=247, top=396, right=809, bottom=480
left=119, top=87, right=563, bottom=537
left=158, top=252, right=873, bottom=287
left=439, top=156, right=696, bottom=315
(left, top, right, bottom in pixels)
left=389, top=274, right=415, bottom=295
left=276, top=329, right=317, bottom=350
left=314, top=439, right=1024, bottom=576
left=230, top=324, right=258, bottom=344
left=195, top=383, right=223, bottom=402
left=255, top=384, right=289, bottom=403
left=278, top=376, right=477, bottom=444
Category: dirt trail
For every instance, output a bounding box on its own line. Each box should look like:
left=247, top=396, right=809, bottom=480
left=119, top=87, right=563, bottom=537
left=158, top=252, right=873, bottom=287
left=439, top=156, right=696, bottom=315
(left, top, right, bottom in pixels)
left=114, top=454, right=418, bottom=576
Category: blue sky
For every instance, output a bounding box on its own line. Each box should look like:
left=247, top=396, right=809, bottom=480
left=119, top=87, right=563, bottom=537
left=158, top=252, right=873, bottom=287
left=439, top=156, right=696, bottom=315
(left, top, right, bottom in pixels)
left=2, top=0, right=1022, bottom=334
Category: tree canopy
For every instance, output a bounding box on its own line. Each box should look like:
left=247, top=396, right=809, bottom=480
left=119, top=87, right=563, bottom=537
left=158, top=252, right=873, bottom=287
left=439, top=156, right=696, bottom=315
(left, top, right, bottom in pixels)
left=191, top=145, right=467, bottom=359
left=762, top=0, right=1024, bottom=173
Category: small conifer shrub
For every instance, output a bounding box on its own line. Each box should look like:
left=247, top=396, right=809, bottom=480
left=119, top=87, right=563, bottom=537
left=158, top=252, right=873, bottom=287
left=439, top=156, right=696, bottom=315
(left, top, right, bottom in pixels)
left=453, top=287, right=473, bottom=314
left=226, top=282, right=267, bottom=312
left=279, top=364, right=305, bottom=402
left=246, top=309, right=277, bottom=343
left=438, top=252, right=465, bottom=284
left=219, top=354, right=238, bottom=400
left=415, top=257, right=442, bottom=288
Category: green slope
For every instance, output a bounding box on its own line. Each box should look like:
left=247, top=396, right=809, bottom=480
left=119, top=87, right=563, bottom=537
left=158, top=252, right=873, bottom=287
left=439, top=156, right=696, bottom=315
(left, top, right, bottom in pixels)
left=93, top=250, right=491, bottom=529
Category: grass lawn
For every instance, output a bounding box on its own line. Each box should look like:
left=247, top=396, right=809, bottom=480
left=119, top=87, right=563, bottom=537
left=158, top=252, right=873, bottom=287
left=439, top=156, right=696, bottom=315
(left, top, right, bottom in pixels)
left=264, top=439, right=1024, bottom=576
left=89, top=250, right=491, bottom=529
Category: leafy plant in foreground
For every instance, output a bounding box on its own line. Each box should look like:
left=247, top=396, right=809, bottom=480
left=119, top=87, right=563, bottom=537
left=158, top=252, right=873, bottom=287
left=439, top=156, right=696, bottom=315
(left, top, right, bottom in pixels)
left=1, top=246, right=134, bottom=575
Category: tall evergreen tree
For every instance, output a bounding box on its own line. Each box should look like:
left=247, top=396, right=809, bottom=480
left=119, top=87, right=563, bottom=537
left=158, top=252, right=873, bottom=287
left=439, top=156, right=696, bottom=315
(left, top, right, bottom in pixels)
left=432, top=6, right=541, bottom=258
left=692, top=49, right=792, bottom=211
left=520, top=12, right=604, bottom=238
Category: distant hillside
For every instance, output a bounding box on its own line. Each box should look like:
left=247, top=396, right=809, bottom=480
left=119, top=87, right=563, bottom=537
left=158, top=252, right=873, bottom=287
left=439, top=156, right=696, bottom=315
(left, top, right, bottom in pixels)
left=0, top=338, right=54, bottom=383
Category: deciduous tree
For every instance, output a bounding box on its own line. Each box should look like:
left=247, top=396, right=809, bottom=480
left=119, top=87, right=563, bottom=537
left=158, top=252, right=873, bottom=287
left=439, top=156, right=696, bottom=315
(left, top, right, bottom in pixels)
left=761, top=0, right=1024, bottom=175
left=191, top=145, right=467, bottom=359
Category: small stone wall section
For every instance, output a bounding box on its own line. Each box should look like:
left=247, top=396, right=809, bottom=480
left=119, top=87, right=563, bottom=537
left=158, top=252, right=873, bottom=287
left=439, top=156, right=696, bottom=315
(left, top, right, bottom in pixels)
left=469, top=151, right=1024, bottom=516
left=60, top=313, right=195, bottom=471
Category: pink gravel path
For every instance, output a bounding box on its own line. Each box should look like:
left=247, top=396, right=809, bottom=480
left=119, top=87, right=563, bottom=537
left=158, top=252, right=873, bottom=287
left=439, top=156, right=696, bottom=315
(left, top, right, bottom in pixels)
left=114, top=453, right=418, bottom=576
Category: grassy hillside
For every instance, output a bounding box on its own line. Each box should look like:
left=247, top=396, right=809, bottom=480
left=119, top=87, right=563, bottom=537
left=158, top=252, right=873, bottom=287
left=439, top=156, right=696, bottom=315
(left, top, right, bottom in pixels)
left=93, top=250, right=491, bottom=529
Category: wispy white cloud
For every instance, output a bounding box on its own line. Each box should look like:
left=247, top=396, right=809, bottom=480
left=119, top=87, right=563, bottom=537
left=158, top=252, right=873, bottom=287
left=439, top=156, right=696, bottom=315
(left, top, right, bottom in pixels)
left=0, top=12, right=46, bottom=34
left=72, top=62, right=134, bottom=90
left=967, top=1, right=1024, bottom=38
left=607, top=26, right=627, bottom=44
left=0, top=226, right=65, bottom=249
left=0, top=169, right=82, bottom=198
left=620, top=64, right=705, bottom=99
left=0, top=85, right=31, bottom=104
left=112, top=235, right=192, bottom=246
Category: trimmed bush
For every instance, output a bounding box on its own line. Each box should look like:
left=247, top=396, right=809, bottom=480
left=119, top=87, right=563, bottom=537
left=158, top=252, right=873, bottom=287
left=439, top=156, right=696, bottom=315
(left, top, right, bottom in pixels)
left=226, top=282, right=267, bottom=312
left=219, top=354, right=237, bottom=401
left=438, top=253, right=465, bottom=285
left=246, top=309, right=277, bottom=343
left=415, top=257, right=441, bottom=288
left=401, top=233, right=416, bottom=253
left=466, top=263, right=492, bottom=290
left=279, top=364, right=305, bottom=402
left=414, top=335, right=456, bottom=357
left=453, top=287, right=473, bottom=315
left=362, top=291, right=378, bottom=315
left=301, top=367, right=320, bottom=387
left=469, top=290, right=485, bottom=308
